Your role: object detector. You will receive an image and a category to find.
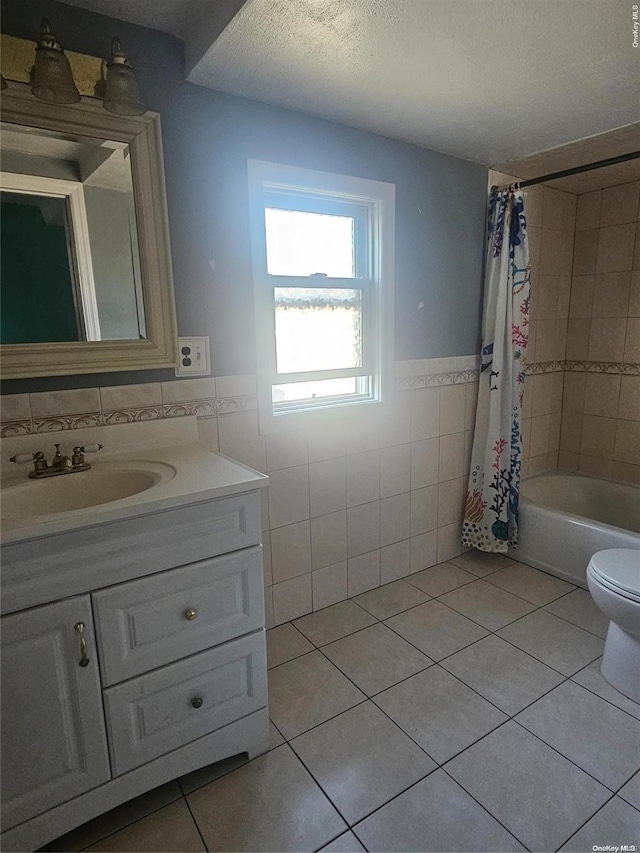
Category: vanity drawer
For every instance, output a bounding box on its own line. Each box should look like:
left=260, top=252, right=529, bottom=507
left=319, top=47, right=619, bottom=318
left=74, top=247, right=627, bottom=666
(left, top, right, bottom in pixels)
left=103, top=631, right=267, bottom=776
left=93, top=546, right=264, bottom=685
left=1, top=490, right=262, bottom=616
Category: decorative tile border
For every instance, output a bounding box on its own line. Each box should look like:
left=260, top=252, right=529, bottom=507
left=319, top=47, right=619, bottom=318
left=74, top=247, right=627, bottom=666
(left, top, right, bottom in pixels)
left=0, top=395, right=257, bottom=438
left=524, top=360, right=565, bottom=375
left=395, top=369, right=479, bottom=391
left=525, top=360, right=640, bottom=376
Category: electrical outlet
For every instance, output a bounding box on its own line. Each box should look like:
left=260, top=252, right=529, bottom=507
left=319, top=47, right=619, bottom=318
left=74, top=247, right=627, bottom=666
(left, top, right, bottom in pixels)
left=175, top=336, right=210, bottom=376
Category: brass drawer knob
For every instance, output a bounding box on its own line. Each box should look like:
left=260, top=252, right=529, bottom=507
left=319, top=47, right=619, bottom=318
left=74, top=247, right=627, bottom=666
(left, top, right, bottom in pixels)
left=185, top=608, right=197, bottom=621
left=191, top=697, right=204, bottom=709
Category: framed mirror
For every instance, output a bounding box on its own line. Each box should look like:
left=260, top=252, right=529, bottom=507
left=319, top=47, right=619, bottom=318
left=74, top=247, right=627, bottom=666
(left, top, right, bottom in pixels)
left=0, top=84, right=178, bottom=378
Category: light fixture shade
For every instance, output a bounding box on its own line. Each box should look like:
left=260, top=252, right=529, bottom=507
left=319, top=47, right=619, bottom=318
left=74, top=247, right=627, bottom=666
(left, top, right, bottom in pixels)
left=103, top=38, right=145, bottom=115
left=32, top=18, right=81, bottom=104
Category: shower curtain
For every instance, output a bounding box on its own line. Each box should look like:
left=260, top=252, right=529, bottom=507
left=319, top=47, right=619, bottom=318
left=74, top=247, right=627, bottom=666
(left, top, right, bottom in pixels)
left=462, top=185, right=530, bottom=553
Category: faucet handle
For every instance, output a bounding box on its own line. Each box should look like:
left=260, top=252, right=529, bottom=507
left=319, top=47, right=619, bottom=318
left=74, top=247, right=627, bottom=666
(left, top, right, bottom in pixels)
left=10, top=452, right=38, bottom=464
left=80, top=443, right=103, bottom=454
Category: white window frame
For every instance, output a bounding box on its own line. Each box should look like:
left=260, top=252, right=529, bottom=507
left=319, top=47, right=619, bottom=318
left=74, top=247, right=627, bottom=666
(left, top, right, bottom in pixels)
left=1, top=171, right=101, bottom=341
left=248, top=159, right=395, bottom=433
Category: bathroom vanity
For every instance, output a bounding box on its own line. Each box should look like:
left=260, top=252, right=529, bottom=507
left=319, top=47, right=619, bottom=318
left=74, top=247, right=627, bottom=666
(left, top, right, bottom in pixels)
left=0, top=418, right=269, bottom=852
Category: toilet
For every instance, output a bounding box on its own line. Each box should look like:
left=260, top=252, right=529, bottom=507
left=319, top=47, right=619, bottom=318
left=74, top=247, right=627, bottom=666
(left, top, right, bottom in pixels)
left=587, top=549, right=640, bottom=704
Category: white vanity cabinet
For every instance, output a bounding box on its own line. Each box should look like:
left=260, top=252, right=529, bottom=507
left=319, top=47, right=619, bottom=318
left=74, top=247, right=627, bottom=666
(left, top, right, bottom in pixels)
left=1, top=597, right=110, bottom=830
left=0, top=479, right=269, bottom=853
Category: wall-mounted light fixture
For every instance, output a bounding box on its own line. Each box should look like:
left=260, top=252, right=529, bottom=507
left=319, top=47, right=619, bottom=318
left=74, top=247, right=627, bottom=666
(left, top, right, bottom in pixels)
left=31, top=18, right=81, bottom=104
left=103, top=37, right=146, bottom=115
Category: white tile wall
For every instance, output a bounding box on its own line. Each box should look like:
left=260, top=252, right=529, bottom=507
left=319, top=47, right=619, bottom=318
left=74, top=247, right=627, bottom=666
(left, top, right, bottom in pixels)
left=1, top=362, right=478, bottom=626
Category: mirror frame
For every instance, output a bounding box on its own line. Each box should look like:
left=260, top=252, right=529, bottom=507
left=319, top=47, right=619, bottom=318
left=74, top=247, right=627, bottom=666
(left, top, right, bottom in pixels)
left=0, top=84, right=178, bottom=378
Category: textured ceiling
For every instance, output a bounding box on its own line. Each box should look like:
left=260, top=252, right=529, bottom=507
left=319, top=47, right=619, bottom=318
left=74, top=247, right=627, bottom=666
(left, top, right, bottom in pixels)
left=59, top=0, right=640, bottom=165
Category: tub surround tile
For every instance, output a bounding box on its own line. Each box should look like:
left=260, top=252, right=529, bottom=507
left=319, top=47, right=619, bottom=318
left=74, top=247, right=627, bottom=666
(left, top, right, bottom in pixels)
left=380, top=540, right=411, bottom=585
left=186, top=745, right=346, bottom=853
left=596, top=223, right=636, bottom=273
left=600, top=180, right=640, bottom=227
left=353, top=769, right=525, bottom=853
left=409, top=531, right=438, bottom=573
left=575, top=190, right=601, bottom=231
left=446, top=722, right=610, bottom=853
left=290, top=701, right=436, bottom=826
left=268, top=651, right=365, bottom=740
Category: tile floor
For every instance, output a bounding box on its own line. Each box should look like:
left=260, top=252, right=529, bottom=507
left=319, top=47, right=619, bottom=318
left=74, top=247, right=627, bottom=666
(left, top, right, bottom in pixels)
left=47, top=554, right=640, bottom=853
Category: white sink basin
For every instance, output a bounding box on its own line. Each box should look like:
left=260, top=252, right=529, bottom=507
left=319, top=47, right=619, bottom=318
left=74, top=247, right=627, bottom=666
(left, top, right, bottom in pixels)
left=1, top=461, right=176, bottom=520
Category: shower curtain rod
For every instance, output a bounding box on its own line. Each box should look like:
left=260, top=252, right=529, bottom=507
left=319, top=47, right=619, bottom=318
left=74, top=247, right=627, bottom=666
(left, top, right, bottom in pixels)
left=493, top=150, right=640, bottom=189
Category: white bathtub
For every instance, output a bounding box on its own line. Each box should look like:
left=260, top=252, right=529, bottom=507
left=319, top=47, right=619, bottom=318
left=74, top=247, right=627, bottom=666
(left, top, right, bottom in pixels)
left=510, top=471, right=640, bottom=587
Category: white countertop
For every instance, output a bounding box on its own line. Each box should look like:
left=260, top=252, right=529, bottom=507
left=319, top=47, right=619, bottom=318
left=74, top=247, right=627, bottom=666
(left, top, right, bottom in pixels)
left=1, top=419, right=267, bottom=545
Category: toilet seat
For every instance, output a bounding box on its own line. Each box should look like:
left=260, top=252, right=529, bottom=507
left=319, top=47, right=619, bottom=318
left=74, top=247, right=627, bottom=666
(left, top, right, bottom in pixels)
left=587, top=549, right=640, bottom=602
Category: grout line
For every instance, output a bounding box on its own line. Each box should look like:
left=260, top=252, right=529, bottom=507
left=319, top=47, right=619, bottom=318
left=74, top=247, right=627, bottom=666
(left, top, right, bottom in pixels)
left=182, top=794, right=210, bottom=852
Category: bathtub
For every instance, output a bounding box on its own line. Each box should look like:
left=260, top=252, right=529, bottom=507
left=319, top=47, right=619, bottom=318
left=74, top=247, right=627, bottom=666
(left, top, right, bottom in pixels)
left=511, top=471, right=640, bottom=587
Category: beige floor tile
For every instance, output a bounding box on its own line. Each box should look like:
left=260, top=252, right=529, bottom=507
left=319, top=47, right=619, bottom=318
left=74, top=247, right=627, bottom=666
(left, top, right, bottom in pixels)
left=385, top=600, right=488, bottom=661
left=187, top=745, right=346, bottom=852
left=291, top=702, right=435, bottom=825
left=179, top=753, right=249, bottom=796
left=353, top=768, right=525, bottom=853
left=406, top=561, right=476, bottom=597
left=323, top=623, right=432, bottom=696
left=50, top=782, right=183, bottom=852
left=560, top=797, right=640, bottom=852
left=267, top=623, right=314, bottom=668
left=486, top=563, right=574, bottom=605
left=516, top=681, right=640, bottom=790
left=319, top=831, right=367, bottom=852
left=354, top=579, right=429, bottom=619
left=448, top=551, right=515, bottom=577
left=619, top=772, right=640, bottom=810
left=545, top=588, right=610, bottom=638
left=441, top=634, right=564, bottom=716
left=446, top=721, right=610, bottom=852
left=440, top=580, right=537, bottom=631
left=268, top=650, right=365, bottom=739
left=498, top=610, right=604, bottom=676
left=572, top=659, right=640, bottom=721
left=84, top=799, right=205, bottom=852
left=374, top=666, right=507, bottom=764
left=293, top=600, right=376, bottom=646
left=270, top=721, right=285, bottom=748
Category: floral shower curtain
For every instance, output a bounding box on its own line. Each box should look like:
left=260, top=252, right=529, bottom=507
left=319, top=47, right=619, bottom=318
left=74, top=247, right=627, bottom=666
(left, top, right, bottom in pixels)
left=462, top=185, right=530, bottom=553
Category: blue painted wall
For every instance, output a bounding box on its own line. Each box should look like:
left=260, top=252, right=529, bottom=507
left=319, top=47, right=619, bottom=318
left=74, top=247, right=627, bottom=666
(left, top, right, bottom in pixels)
left=1, top=0, right=487, bottom=393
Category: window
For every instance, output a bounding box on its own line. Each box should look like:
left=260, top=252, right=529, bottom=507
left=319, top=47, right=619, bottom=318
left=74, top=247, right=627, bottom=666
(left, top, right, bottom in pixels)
left=248, top=160, right=395, bottom=430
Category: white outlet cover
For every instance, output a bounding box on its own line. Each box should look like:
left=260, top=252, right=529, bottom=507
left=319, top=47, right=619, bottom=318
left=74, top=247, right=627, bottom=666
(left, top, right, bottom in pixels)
left=175, top=336, right=211, bottom=376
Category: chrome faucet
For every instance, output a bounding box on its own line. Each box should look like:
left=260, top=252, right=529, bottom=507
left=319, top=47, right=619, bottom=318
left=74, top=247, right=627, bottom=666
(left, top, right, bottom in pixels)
left=10, top=443, right=103, bottom=479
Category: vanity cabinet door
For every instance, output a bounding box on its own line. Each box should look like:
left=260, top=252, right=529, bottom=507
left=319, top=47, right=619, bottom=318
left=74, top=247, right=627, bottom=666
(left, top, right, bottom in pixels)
left=0, top=596, right=110, bottom=831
